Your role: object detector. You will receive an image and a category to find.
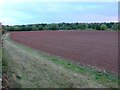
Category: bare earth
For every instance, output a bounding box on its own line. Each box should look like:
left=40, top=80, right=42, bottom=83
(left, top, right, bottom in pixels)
left=10, top=30, right=118, bottom=74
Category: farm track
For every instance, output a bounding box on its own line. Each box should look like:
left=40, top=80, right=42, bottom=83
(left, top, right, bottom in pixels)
left=10, top=31, right=118, bottom=74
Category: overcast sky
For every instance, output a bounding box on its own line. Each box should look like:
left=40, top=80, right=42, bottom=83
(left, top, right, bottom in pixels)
left=0, top=1, right=118, bottom=25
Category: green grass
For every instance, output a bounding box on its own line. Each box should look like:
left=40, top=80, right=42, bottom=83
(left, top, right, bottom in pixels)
left=0, top=31, right=2, bottom=87
left=2, top=33, right=119, bottom=88
left=2, top=50, right=8, bottom=74
left=0, top=47, right=2, bottom=75
left=0, top=47, right=2, bottom=88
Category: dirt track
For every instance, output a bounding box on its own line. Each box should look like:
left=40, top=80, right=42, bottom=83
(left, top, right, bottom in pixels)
left=10, top=31, right=118, bottom=74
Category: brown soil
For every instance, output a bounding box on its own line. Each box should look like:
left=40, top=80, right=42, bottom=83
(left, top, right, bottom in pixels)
left=10, top=30, right=118, bottom=74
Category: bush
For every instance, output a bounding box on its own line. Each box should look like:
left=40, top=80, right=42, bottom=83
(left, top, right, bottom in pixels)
left=100, top=24, right=108, bottom=30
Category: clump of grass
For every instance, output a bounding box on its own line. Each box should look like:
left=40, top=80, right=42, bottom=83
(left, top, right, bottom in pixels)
left=2, top=50, right=8, bottom=74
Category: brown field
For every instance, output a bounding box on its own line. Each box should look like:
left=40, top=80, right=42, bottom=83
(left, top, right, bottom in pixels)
left=10, top=30, right=118, bottom=74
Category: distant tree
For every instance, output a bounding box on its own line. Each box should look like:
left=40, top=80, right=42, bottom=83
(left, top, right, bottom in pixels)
left=6, top=26, right=15, bottom=31
left=106, top=22, right=113, bottom=28
left=78, top=23, right=86, bottom=30
left=43, top=25, right=49, bottom=30
left=100, top=24, right=108, bottom=30
left=24, top=25, right=32, bottom=31
left=92, top=23, right=101, bottom=30
left=13, top=26, right=21, bottom=31
left=118, top=22, right=120, bottom=31
left=66, top=25, right=72, bottom=30
left=38, top=25, right=43, bottom=30
left=112, top=23, right=118, bottom=31
left=2, top=26, right=9, bottom=31
left=31, top=25, right=38, bottom=30
left=69, top=23, right=76, bottom=30
left=84, top=23, right=88, bottom=29
left=2, top=22, right=118, bottom=31
left=88, top=23, right=94, bottom=29
left=95, top=24, right=101, bottom=30
left=59, top=24, right=66, bottom=30
left=49, top=24, right=59, bottom=30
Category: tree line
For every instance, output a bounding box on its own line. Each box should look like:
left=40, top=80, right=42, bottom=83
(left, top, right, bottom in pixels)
left=2, top=22, right=119, bottom=32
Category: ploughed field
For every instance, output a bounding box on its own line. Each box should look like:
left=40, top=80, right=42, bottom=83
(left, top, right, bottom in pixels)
left=10, top=31, right=118, bottom=74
